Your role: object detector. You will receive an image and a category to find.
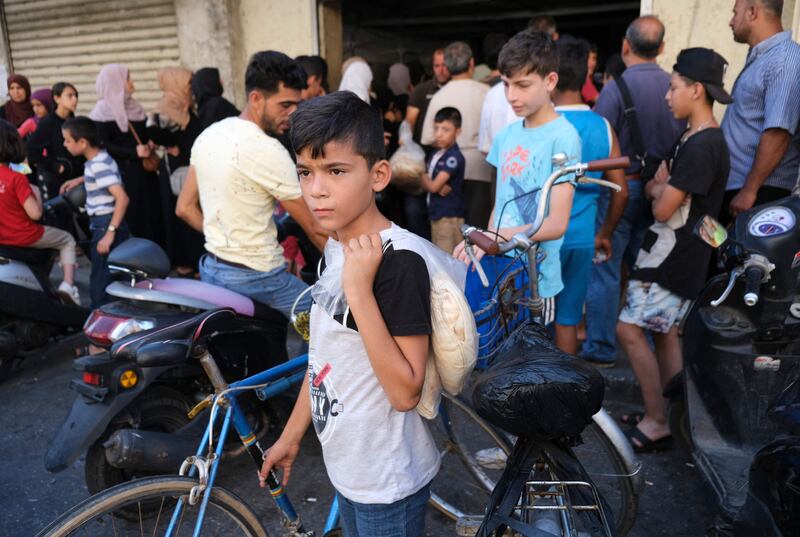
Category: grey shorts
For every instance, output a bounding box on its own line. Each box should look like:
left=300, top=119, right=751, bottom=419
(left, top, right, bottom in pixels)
left=618, top=280, right=690, bottom=334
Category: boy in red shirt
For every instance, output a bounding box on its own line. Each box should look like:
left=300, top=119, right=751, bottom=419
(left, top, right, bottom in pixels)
left=0, top=120, right=80, bottom=305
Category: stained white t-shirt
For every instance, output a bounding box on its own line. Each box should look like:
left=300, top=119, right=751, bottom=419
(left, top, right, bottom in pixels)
left=190, top=117, right=302, bottom=272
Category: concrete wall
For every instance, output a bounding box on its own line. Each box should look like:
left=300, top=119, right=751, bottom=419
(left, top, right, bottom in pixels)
left=644, top=0, right=800, bottom=118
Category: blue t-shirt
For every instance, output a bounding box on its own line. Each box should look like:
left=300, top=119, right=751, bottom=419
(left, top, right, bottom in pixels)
left=427, top=143, right=466, bottom=221
left=556, top=106, right=613, bottom=250
left=487, top=115, right=581, bottom=298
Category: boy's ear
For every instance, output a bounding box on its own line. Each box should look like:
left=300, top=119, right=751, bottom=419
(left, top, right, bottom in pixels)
left=371, top=159, right=392, bottom=193
left=545, top=72, right=559, bottom=92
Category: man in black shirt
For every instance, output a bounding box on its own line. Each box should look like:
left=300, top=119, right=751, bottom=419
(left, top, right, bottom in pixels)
left=616, top=48, right=731, bottom=452
left=406, top=49, right=451, bottom=145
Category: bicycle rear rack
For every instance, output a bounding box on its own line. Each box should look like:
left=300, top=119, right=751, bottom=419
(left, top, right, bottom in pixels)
left=454, top=479, right=613, bottom=537
left=524, top=479, right=613, bottom=536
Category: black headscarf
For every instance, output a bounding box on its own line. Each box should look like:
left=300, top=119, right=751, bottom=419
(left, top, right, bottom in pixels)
left=191, top=67, right=239, bottom=130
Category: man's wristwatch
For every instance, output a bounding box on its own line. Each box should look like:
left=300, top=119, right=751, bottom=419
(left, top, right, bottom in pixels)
left=107, top=224, right=117, bottom=233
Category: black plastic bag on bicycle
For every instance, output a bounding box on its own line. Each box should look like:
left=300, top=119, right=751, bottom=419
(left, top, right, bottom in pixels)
left=471, top=323, right=604, bottom=440
left=476, top=436, right=618, bottom=537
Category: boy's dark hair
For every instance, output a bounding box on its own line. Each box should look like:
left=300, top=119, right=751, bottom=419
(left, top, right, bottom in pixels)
left=556, top=36, right=589, bottom=92
left=528, top=14, right=557, bottom=37
left=290, top=91, right=385, bottom=168
left=434, top=107, right=462, bottom=129
left=604, top=53, right=625, bottom=80
left=245, top=50, right=307, bottom=95
left=0, top=120, right=25, bottom=163
left=295, top=55, right=328, bottom=86
left=679, top=75, right=714, bottom=106
left=498, top=29, right=559, bottom=78
left=52, top=81, right=78, bottom=99
left=63, top=116, right=100, bottom=147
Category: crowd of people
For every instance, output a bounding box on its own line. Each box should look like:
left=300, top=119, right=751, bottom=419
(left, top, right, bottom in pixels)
left=1, top=0, right=800, bottom=533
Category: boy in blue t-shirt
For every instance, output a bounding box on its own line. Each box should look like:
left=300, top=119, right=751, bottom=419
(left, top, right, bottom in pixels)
left=60, top=117, right=130, bottom=309
left=456, top=29, right=581, bottom=325
left=421, top=107, right=466, bottom=253
left=552, top=37, right=628, bottom=354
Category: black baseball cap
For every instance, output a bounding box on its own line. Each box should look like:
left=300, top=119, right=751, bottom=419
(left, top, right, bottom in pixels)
left=673, top=47, right=733, bottom=104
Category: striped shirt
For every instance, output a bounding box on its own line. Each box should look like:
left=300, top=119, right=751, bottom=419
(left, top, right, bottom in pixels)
left=84, top=150, right=122, bottom=216
left=721, top=31, right=800, bottom=192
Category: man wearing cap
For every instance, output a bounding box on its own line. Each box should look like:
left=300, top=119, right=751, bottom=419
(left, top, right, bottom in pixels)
left=617, top=47, right=732, bottom=451
left=582, top=15, right=685, bottom=367
left=722, top=0, right=800, bottom=219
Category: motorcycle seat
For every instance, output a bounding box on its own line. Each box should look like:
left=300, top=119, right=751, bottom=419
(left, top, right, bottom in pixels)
left=108, top=238, right=170, bottom=279
left=141, top=278, right=287, bottom=323
left=113, top=308, right=238, bottom=365
left=0, top=244, right=55, bottom=266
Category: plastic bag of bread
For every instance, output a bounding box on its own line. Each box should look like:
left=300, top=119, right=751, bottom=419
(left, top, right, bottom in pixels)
left=390, top=121, right=426, bottom=195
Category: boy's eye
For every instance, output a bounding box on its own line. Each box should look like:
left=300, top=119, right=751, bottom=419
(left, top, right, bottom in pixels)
left=297, top=170, right=310, bottom=177
left=330, top=168, right=345, bottom=176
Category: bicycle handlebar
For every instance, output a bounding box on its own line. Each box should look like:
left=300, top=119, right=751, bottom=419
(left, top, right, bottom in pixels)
left=586, top=156, right=631, bottom=172
left=463, top=156, right=630, bottom=257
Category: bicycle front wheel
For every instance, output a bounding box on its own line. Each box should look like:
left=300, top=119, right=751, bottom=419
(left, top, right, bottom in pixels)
left=35, top=475, right=268, bottom=537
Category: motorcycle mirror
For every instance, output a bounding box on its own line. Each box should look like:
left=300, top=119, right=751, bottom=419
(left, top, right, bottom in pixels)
left=694, top=215, right=728, bottom=248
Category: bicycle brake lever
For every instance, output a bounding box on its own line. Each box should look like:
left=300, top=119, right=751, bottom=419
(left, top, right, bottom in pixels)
left=465, top=243, right=489, bottom=287
left=577, top=177, right=622, bottom=192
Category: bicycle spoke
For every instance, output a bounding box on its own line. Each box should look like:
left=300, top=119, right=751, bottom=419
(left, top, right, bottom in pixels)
left=151, top=497, right=165, bottom=537
left=139, top=501, right=144, bottom=537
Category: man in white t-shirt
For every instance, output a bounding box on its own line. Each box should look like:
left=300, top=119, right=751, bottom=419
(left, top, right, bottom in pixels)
left=176, top=51, right=327, bottom=318
left=421, top=41, right=492, bottom=227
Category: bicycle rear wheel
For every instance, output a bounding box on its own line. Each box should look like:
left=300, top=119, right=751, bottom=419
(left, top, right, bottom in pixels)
left=428, top=393, right=512, bottom=521
left=35, top=475, right=268, bottom=537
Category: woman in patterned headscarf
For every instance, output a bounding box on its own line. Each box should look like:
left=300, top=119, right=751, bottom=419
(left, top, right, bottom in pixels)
left=0, top=74, right=34, bottom=127
left=89, top=63, right=162, bottom=244
left=147, top=67, right=205, bottom=275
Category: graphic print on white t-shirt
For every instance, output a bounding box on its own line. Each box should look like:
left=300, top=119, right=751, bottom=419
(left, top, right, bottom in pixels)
left=308, top=360, right=343, bottom=446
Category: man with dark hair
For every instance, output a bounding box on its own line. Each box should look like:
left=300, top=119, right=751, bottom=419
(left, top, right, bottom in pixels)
left=721, top=0, right=800, bottom=219
left=421, top=42, right=492, bottom=228
left=581, top=16, right=685, bottom=367
left=295, top=55, right=329, bottom=100
left=528, top=14, right=559, bottom=40
left=176, top=50, right=327, bottom=318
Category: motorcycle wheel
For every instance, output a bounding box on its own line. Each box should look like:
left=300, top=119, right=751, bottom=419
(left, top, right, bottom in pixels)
left=84, top=384, right=194, bottom=495
left=667, top=398, right=692, bottom=454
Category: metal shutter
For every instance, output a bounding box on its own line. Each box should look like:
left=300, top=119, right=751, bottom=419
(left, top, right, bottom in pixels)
left=3, top=0, right=181, bottom=114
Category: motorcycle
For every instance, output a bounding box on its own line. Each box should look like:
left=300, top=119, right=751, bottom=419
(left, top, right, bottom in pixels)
left=45, top=237, right=293, bottom=495
left=667, top=196, right=800, bottom=536
left=0, top=185, right=90, bottom=380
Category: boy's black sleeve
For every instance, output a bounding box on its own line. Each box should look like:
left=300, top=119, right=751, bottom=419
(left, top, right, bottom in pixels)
left=667, top=134, right=719, bottom=196
left=373, top=249, right=432, bottom=337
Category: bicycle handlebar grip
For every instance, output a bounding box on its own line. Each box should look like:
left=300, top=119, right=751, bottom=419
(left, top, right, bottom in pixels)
left=468, top=230, right=500, bottom=255
left=743, top=266, right=763, bottom=307
left=586, top=156, right=631, bottom=172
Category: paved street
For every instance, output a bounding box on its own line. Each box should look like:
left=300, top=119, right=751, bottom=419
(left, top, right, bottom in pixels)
left=0, top=267, right=714, bottom=536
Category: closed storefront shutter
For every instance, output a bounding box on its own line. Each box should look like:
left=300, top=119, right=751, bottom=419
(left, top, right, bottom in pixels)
left=3, top=0, right=181, bottom=114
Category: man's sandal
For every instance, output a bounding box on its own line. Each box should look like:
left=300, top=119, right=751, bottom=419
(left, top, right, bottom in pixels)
left=625, top=426, right=673, bottom=453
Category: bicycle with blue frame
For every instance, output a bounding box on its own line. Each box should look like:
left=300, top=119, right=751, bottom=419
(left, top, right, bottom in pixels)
left=35, top=154, right=641, bottom=537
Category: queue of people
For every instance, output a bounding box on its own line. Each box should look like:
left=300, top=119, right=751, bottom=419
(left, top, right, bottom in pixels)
left=0, top=6, right=799, bottom=524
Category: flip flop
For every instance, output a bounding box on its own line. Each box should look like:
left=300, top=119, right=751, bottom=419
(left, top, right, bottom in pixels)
left=625, top=426, right=673, bottom=453
left=619, top=412, right=645, bottom=426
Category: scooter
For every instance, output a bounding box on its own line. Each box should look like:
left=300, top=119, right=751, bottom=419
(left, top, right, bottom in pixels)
left=667, top=196, right=800, bottom=536
left=0, top=185, right=90, bottom=380
left=44, top=236, right=296, bottom=494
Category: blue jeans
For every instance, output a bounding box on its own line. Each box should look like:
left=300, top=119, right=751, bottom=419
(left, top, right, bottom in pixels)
left=582, top=179, right=650, bottom=362
left=89, top=214, right=130, bottom=309
left=337, top=483, right=430, bottom=537
left=199, top=255, right=311, bottom=319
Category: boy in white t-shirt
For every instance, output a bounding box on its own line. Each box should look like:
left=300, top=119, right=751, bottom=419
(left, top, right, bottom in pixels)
left=259, top=91, right=438, bottom=536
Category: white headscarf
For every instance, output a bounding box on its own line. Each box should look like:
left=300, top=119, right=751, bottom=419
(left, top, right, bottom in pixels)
left=387, top=63, right=411, bottom=96
left=89, top=64, right=146, bottom=132
left=338, top=60, right=373, bottom=103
